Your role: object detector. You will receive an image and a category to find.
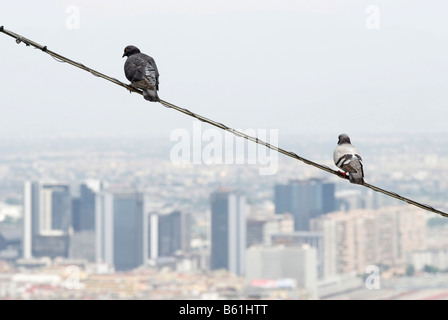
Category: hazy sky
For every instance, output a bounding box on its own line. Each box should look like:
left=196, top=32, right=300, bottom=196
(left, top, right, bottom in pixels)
left=1, top=1, right=448, bottom=140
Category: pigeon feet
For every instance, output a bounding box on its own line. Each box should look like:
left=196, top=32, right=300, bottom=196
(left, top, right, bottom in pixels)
left=128, top=84, right=135, bottom=93
left=338, top=171, right=347, bottom=179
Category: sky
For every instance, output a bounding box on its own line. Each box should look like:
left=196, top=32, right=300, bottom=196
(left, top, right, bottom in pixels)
left=1, top=0, right=448, bottom=141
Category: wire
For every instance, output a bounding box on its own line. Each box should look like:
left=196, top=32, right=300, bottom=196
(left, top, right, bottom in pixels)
left=1, top=26, right=447, bottom=218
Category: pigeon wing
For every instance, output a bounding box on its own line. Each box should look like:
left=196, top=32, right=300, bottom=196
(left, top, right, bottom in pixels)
left=124, top=54, right=158, bottom=90
left=334, top=144, right=363, bottom=173
left=333, top=144, right=351, bottom=169
left=141, top=54, right=159, bottom=90
left=347, top=155, right=364, bottom=184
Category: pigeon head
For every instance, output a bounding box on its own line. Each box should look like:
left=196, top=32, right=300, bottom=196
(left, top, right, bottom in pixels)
left=122, top=45, right=141, bottom=58
left=337, top=133, right=351, bottom=145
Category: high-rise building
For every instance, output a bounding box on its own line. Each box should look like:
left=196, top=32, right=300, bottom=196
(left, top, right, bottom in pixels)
left=95, top=191, right=114, bottom=266
left=71, top=197, right=81, bottom=232
left=22, top=181, right=71, bottom=259
left=113, top=192, right=145, bottom=271
left=155, top=210, right=191, bottom=258
left=73, top=180, right=103, bottom=232
left=40, top=184, right=71, bottom=233
left=95, top=191, right=146, bottom=272
left=274, top=178, right=335, bottom=231
left=23, top=181, right=40, bottom=259
left=70, top=180, right=103, bottom=262
left=210, top=188, right=247, bottom=276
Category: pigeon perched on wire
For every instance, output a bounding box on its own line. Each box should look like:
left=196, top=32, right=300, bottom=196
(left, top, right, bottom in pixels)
left=333, top=133, right=364, bottom=185
left=122, top=45, right=160, bottom=102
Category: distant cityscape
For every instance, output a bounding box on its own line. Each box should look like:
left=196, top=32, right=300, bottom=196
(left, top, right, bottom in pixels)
left=1, top=132, right=448, bottom=300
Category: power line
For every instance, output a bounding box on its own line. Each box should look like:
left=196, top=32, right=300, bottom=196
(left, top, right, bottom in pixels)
left=1, top=26, right=447, bottom=218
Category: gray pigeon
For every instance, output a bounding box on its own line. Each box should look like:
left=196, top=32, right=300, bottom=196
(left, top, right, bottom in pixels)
left=122, top=45, right=160, bottom=102
left=333, top=133, right=364, bottom=185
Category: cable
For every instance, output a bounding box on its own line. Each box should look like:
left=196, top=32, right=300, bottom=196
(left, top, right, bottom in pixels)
left=1, top=26, right=447, bottom=218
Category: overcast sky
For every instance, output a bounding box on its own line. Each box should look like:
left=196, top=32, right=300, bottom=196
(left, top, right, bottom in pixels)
left=1, top=0, right=448, bottom=141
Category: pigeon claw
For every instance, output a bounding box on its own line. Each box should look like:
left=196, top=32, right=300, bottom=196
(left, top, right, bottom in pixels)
left=128, top=85, right=135, bottom=93
left=338, top=171, right=348, bottom=179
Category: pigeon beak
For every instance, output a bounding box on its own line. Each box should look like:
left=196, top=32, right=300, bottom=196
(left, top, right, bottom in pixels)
left=122, top=53, right=126, bottom=58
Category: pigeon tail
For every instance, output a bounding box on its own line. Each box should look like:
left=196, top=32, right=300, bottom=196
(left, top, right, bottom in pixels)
left=142, top=89, right=160, bottom=102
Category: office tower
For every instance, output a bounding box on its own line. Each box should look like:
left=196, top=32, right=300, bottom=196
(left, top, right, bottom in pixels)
left=246, top=244, right=318, bottom=299
left=95, top=191, right=114, bottom=266
left=274, top=178, right=335, bottom=231
left=95, top=191, right=145, bottom=272
left=79, top=181, right=102, bottom=230
left=40, top=183, right=71, bottom=233
left=23, top=181, right=40, bottom=259
left=147, top=212, right=158, bottom=260
left=71, top=197, right=81, bottom=232
left=113, top=192, right=145, bottom=271
left=210, top=188, right=246, bottom=276
left=156, top=210, right=191, bottom=258
left=73, top=180, right=103, bottom=232
left=23, top=181, right=71, bottom=259
left=70, top=181, right=103, bottom=262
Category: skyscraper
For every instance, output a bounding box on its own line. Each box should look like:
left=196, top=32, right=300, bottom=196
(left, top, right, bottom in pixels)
left=22, top=181, right=71, bottom=259
left=113, top=192, right=144, bottom=271
left=70, top=180, right=103, bottom=262
left=41, top=184, right=71, bottom=232
left=95, top=191, right=114, bottom=266
left=22, top=181, right=40, bottom=259
left=95, top=191, right=145, bottom=272
left=157, top=210, right=191, bottom=257
left=274, top=178, right=335, bottom=231
left=210, top=188, right=246, bottom=276
left=73, top=180, right=103, bottom=232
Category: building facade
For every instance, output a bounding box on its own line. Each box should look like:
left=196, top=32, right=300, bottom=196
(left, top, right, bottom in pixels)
left=95, top=191, right=146, bottom=272
left=210, top=189, right=247, bottom=276
left=22, top=181, right=71, bottom=259
left=274, top=178, right=335, bottom=231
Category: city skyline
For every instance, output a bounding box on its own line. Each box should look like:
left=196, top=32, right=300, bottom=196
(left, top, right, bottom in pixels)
left=2, top=173, right=446, bottom=300
left=0, top=138, right=447, bottom=300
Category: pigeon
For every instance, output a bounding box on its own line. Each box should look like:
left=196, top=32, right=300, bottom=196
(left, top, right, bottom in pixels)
left=333, top=133, right=364, bottom=185
left=122, top=45, right=160, bottom=102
